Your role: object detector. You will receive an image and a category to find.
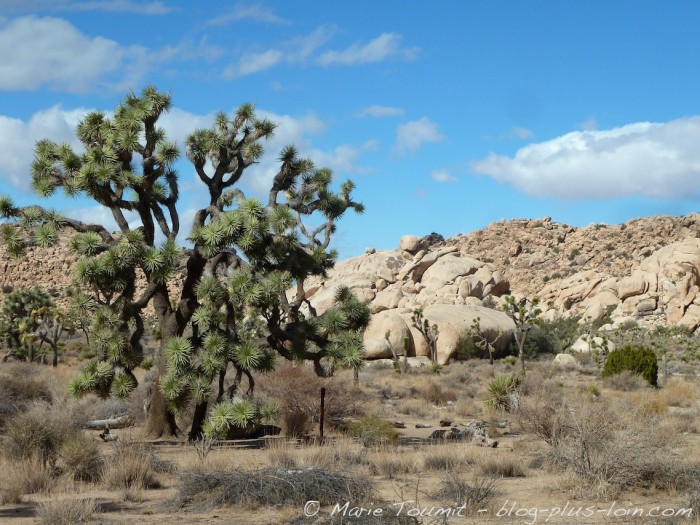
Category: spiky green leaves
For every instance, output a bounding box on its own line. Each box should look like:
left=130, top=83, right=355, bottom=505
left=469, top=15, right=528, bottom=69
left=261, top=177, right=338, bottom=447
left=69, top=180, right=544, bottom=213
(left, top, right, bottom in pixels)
left=68, top=360, right=114, bottom=399
left=204, top=397, right=280, bottom=438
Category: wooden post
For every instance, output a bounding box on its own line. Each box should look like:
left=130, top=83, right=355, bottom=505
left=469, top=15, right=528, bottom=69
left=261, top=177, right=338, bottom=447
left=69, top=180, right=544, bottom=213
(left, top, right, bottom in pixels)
left=319, top=387, right=326, bottom=439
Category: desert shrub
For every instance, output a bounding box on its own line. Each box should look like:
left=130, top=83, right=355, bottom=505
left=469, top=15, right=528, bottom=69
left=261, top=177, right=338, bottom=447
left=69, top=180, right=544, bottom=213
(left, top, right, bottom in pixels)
left=101, top=442, right=160, bottom=490
left=602, top=345, right=658, bottom=386
left=603, top=369, right=648, bottom=391
left=478, top=456, right=525, bottom=478
left=259, top=365, right=364, bottom=430
left=434, top=474, right=499, bottom=513
left=485, top=373, right=522, bottom=412
left=282, top=410, right=311, bottom=437
left=0, top=456, right=54, bottom=503
left=547, top=400, right=684, bottom=499
left=349, top=416, right=398, bottom=447
left=423, top=450, right=474, bottom=471
left=371, top=455, right=418, bottom=478
left=2, top=402, right=82, bottom=467
left=36, top=494, right=98, bottom=524
left=422, top=382, right=457, bottom=405
left=0, top=372, right=52, bottom=430
left=58, top=435, right=103, bottom=482
left=175, top=467, right=373, bottom=510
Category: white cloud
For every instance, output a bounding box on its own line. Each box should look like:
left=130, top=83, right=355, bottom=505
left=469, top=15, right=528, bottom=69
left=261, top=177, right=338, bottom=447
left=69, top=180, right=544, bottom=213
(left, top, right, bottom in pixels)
left=317, top=33, right=418, bottom=66
left=205, top=2, right=290, bottom=26
left=394, top=117, right=445, bottom=154
left=0, top=17, right=222, bottom=93
left=223, top=27, right=334, bottom=78
left=431, top=169, right=457, bottom=183
left=578, top=117, right=598, bottom=131
left=472, top=117, right=700, bottom=200
left=357, top=105, right=405, bottom=118
left=0, top=105, right=89, bottom=188
left=0, top=16, right=128, bottom=92
left=0, top=0, right=173, bottom=14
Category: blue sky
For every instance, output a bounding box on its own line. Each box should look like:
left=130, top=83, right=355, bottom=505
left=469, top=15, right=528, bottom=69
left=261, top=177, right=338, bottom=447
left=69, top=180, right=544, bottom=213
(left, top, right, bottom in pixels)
left=1, top=1, right=700, bottom=259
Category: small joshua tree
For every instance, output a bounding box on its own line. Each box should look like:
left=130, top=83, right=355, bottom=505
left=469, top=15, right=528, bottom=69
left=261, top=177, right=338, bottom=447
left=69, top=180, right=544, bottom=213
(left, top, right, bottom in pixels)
left=466, top=317, right=503, bottom=365
left=412, top=308, right=439, bottom=368
left=0, top=287, right=55, bottom=363
left=502, top=295, right=541, bottom=372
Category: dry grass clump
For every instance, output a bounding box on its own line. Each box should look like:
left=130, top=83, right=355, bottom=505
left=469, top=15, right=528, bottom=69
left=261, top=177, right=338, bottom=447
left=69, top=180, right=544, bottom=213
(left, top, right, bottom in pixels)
left=478, top=456, right=526, bottom=478
left=602, top=369, right=649, bottom=391
left=58, top=435, right=103, bottom=482
left=2, top=400, right=85, bottom=468
left=175, top=467, right=373, bottom=510
left=0, top=455, right=54, bottom=504
left=349, top=416, right=398, bottom=447
left=658, top=379, right=698, bottom=408
left=0, top=369, right=52, bottom=430
left=267, top=439, right=368, bottom=471
left=101, top=442, right=161, bottom=491
left=35, top=493, right=98, bottom=524
left=394, top=398, right=432, bottom=418
left=422, top=445, right=476, bottom=471
left=369, top=453, right=419, bottom=478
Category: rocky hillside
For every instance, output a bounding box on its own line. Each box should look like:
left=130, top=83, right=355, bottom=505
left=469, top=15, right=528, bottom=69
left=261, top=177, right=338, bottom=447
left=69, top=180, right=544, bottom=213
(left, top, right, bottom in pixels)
left=3, top=213, right=700, bottom=363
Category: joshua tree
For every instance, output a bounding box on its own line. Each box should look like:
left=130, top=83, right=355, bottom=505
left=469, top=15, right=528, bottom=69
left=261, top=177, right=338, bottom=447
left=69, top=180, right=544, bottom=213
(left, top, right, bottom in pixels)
left=466, top=316, right=503, bottom=365
left=412, top=308, right=439, bottom=367
left=0, top=286, right=55, bottom=363
left=502, top=295, right=541, bottom=372
left=0, top=86, right=368, bottom=439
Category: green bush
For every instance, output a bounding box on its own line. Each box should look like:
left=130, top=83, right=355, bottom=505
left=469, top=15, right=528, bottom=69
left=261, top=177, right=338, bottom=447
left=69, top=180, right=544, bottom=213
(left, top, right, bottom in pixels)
left=602, top=345, right=658, bottom=387
left=348, top=416, right=398, bottom=446
left=485, top=373, right=522, bottom=412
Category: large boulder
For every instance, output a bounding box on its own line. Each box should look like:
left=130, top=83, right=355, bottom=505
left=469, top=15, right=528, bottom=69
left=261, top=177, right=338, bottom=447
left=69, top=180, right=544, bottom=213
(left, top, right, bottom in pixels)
left=402, top=304, right=515, bottom=365
left=363, top=310, right=413, bottom=359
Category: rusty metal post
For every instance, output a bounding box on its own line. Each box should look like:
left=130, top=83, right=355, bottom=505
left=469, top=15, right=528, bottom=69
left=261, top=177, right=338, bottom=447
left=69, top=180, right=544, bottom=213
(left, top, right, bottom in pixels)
left=319, top=387, right=326, bottom=438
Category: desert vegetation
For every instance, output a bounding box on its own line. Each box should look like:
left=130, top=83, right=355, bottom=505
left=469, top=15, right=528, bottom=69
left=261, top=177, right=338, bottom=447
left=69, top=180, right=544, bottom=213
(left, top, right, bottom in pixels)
left=0, top=87, right=699, bottom=524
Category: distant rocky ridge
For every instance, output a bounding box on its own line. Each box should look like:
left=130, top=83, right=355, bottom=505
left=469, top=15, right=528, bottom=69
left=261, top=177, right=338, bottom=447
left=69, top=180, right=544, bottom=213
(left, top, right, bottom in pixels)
left=3, top=213, right=700, bottom=364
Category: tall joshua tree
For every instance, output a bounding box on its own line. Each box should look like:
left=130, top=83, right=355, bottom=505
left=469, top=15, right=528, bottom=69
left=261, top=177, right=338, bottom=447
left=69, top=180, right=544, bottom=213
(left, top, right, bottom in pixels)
left=0, top=86, right=368, bottom=439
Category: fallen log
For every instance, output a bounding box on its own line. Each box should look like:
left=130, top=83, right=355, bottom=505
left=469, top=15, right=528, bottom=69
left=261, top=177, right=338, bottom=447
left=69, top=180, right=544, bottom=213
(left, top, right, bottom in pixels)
left=84, top=415, right=133, bottom=430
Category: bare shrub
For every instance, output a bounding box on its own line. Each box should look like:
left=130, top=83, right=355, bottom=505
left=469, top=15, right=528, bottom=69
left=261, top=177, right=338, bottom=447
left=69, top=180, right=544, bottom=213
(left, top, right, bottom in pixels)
left=516, top=391, right=569, bottom=446
left=36, top=494, right=98, bottom=524
left=175, top=467, right=373, bottom=510
left=434, top=473, right=499, bottom=513
left=259, top=365, right=364, bottom=430
left=282, top=410, right=311, bottom=437
left=547, top=399, right=685, bottom=499
left=421, top=382, right=457, bottom=405
left=602, top=369, right=648, bottom=391
left=101, top=442, right=160, bottom=490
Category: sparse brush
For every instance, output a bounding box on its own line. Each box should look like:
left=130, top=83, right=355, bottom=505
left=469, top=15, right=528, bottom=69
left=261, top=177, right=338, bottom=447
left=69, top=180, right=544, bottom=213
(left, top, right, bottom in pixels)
left=58, top=435, right=103, bottom=482
left=370, top=455, right=418, bottom=478
left=478, top=456, right=526, bottom=478
left=349, top=416, right=398, bottom=447
left=422, top=447, right=475, bottom=471
left=101, top=442, right=160, bottom=490
left=0, top=455, right=54, bottom=503
left=603, top=369, right=649, bottom=391
left=35, top=494, right=98, bottom=524
left=422, top=382, right=457, bottom=405
left=658, top=379, right=698, bottom=408
left=434, top=473, right=499, bottom=513
left=175, top=467, right=373, bottom=510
